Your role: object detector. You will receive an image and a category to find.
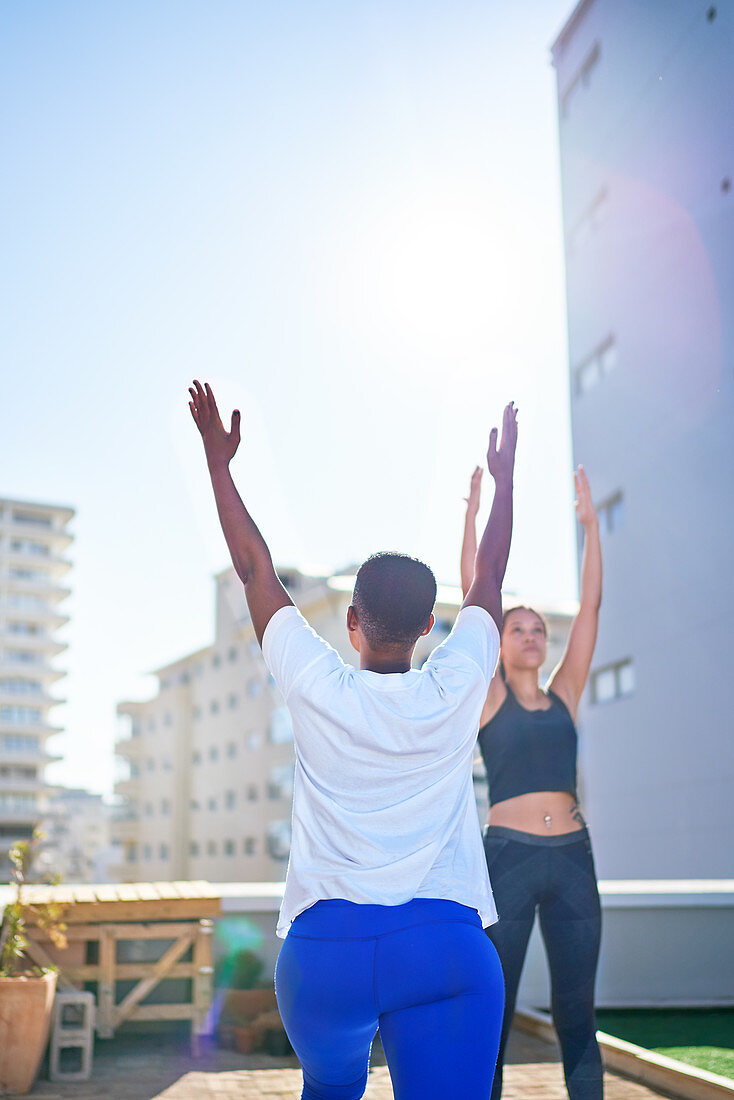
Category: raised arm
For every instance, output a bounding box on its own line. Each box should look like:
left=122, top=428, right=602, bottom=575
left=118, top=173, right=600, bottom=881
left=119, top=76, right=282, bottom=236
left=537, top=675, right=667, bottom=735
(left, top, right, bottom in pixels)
left=188, top=380, right=292, bottom=645
left=462, top=403, right=517, bottom=632
left=547, top=465, right=602, bottom=718
left=460, top=466, right=483, bottom=599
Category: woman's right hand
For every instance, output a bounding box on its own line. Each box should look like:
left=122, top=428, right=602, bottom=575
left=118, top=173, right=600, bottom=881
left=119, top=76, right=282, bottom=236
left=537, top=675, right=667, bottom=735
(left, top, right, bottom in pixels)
left=464, top=466, right=483, bottom=518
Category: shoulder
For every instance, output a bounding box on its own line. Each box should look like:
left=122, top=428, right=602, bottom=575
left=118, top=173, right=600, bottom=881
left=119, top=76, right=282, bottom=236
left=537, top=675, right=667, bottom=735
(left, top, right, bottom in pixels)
left=546, top=681, right=578, bottom=723
left=262, top=605, right=345, bottom=701
left=438, top=607, right=500, bottom=671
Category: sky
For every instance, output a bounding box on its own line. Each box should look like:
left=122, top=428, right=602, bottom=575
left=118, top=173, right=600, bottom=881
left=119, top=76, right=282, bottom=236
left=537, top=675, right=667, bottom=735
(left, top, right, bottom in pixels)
left=1, top=0, right=579, bottom=797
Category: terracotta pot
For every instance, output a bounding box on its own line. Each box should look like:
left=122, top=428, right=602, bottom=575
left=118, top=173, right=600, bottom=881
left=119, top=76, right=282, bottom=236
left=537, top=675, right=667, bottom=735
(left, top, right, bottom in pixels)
left=220, top=987, right=277, bottom=1025
left=0, top=971, right=57, bottom=1094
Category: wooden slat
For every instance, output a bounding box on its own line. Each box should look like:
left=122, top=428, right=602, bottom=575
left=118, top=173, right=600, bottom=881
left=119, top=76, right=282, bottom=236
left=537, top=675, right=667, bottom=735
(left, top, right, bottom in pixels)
left=40, top=896, right=221, bottom=925
left=64, top=963, right=197, bottom=981
left=132, top=883, right=159, bottom=901
left=97, top=927, right=116, bottom=1038
left=93, top=884, right=121, bottom=902
left=113, top=929, right=196, bottom=1027
left=151, top=882, right=182, bottom=900
left=115, top=884, right=141, bottom=901
left=129, top=1004, right=195, bottom=1021
left=24, top=940, right=77, bottom=991
left=108, top=922, right=200, bottom=939
left=71, top=885, right=98, bottom=904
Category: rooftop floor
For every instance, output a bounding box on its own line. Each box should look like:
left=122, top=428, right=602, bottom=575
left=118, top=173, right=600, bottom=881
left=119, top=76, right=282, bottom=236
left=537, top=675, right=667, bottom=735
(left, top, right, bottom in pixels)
left=22, top=1027, right=670, bottom=1100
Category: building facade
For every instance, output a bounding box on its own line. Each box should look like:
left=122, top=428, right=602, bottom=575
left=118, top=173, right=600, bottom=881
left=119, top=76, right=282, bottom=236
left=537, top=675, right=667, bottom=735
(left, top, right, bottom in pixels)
left=0, top=497, right=73, bottom=880
left=41, top=787, right=115, bottom=883
left=114, top=567, right=573, bottom=883
left=552, top=0, right=734, bottom=877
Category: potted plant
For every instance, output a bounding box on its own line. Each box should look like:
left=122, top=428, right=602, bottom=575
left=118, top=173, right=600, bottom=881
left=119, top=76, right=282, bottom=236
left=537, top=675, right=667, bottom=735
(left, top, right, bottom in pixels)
left=215, top=949, right=286, bottom=1054
left=0, top=833, right=67, bottom=1095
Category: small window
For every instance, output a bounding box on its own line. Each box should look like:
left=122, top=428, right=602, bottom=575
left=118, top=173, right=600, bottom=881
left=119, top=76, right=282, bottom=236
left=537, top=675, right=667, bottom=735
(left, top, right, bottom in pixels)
left=247, top=678, right=261, bottom=699
left=163, top=712, right=172, bottom=727
left=210, top=700, right=220, bottom=715
left=127, top=844, right=137, bottom=862
left=193, top=706, right=202, bottom=721
left=225, top=790, right=236, bottom=810
left=190, top=799, right=200, bottom=811
left=591, top=659, right=635, bottom=703
left=143, top=844, right=152, bottom=861
left=246, top=784, right=258, bottom=802
left=192, top=750, right=201, bottom=765
left=224, top=839, right=235, bottom=856
left=243, top=837, right=256, bottom=856
left=228, top=694, right=238, bottom=710
left=145, top=802, right=154, bottom=817
left=159, top=843, right=169, bottom=860
left=212, top=654, right=221, bottom=668
left=226, top=741, right=237, bottom=758
left=598, top=491, right=624, bottom=534
left=208, top=797, right=217, bottom=812
left=228, top=647, right=238, bottom=662
left=574, top=335, right=616, bottom=396
left=247, top=731, right=262, bottom=750
left=189, top=841, right=199, bottom=856
left=161, top=799, right=170, bottom=815
left=209, top=745, right=219, bottom=762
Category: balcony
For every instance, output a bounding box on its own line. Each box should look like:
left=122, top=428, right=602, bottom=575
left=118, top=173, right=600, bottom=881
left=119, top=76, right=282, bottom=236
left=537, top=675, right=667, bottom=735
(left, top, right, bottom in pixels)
left=0, top=629, right=67, bottom=657
left=2, top=572, right=72, bottom=603
left=0, top=803, right=41, bottom=825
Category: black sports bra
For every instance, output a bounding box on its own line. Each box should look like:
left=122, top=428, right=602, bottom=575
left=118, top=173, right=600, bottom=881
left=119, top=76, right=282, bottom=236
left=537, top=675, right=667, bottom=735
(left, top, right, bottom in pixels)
left=477, top=683, right=577, bottom=807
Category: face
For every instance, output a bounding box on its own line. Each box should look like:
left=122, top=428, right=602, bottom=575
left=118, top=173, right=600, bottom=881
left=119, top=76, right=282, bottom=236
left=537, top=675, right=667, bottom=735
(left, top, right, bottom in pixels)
left=500, top=608, right=547, bottom=672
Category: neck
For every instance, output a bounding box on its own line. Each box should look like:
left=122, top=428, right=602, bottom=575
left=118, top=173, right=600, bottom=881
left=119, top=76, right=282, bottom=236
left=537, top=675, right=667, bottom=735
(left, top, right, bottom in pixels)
left=505, top=668, right=542, bottom=704
left=359, top=647, right=413, bottom=674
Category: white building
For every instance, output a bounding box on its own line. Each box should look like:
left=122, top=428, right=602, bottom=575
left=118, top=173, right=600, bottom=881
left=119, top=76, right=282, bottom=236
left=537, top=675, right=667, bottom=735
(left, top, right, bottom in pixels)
left=41, top=787, right=115, bottom=883
left=114, top=566, right=573, bottom=883
left=0, top=497, right=73, bottom=880
left=551, top=1, right=734, bottom=879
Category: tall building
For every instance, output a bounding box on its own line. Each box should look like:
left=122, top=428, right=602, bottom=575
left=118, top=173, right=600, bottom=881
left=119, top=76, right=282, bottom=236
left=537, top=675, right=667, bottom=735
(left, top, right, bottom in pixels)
left=0, top=497, right=73, bottom=879
left=41, top=788, right=115, bottom=884
left=114, top=567, right=573, bottom=883
left=552, top=1, right=734, bottom=876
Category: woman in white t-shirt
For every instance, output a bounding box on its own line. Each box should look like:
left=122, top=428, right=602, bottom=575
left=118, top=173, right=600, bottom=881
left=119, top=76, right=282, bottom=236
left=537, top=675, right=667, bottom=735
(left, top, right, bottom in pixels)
left=188, top=380, right=518, bottom=1100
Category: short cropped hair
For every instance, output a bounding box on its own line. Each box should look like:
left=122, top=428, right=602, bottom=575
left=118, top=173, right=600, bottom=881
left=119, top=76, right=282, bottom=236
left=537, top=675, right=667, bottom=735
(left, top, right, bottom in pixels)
left=352, top=552, right=436, bottom=649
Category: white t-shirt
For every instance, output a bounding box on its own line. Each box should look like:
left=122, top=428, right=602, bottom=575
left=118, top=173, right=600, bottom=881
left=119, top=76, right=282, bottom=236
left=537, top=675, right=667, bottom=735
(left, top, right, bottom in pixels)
left=261, top=603, right=500, bottom=938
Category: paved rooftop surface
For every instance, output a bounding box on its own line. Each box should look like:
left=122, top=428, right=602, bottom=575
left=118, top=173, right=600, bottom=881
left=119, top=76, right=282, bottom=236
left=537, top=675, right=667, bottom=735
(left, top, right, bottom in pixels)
left=20, top=1026, right=672, bottom=1100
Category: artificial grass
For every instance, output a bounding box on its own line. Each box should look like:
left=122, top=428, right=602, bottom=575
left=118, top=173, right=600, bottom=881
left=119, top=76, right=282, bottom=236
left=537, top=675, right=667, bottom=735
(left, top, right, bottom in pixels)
left=596, top=1009, right=734, bottom=1080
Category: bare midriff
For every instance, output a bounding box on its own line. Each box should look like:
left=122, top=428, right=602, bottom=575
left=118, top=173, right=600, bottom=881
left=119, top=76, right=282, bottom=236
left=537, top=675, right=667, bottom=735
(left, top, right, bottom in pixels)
left=488, top=791, right=585, bottom=836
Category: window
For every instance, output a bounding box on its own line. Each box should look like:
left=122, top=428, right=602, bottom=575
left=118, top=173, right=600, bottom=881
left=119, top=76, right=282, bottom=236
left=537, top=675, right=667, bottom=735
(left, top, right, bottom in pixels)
left=246, top=784, right=258, bottom=801
left=247, top=731, right=262, bottom=750
left=574, top=335, right=616, bottom=395
left=189, top=841, right=199, bottom=856
left=591, top=659, right=635, bottom=703
left=127, top=844, right=137, bottom=862
left=225, top=790, right=236, bottom=810
left=7, top=622, right=43, bottom=636
left=0, top=679, right=42, bottom=696
left=246, top=678, right=261, bottom=699
left=561, top=40, right=600, bottom=118
left=163, top=712, right=172, bottom=727
left=567, top=187, right=608, bottom=255
left=267, top=821, right=292, bottom=860
left=12, top=510, right=52, bottom=527
left=269, top=707, right=293, bottom=744
left=192, top=750, right=201, bottom=765
left=228, top=694, right=238, bottom=710
left=210, top=700, right=220, bottom=715
left=208, top=797, right=217, bottom=812
left=269, top=764, right=294, bottom=801
left=224, top=839, right=235, bottom=856
left=144, top=802, right=154, bottom=817
left=180, top=671, right=191, bottom=685
left=226, top=741, right=237, bottom=759
left=161, top=799, right=170, bottom=815
left=190, top=799, right=200, bottom=811
left=0, top=706, right=42, bottom=724
left=193, top=706, right=202, bottom=721
left=212, top=654, right=221, bottom=668
left=228, top=647, right=238, bottom=663
left=1, top=733, right=39, bottom=752
left=209, top=746, right=219, bottom=762
left=243, top=837, right=256, bottom=856
left=5, top=650, right=41, bottom=665
left=159, top=843, right=169, bottom=860
left=597, top=491, right=624, bottom=534
left=143, top=844, right=152, bottom=861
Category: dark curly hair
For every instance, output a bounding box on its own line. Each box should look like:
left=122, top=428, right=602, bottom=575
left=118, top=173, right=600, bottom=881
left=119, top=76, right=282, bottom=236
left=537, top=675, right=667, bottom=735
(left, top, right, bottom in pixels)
left=352, top=552, right=436, bottom=650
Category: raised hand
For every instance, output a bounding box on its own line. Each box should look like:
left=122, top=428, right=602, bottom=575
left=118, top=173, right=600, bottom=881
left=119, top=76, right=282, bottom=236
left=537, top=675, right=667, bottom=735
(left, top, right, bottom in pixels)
left=574, top=465, right=597, bottom=528
left=189, top=380, right=241, bottom=467
left=487, top=402, right=518, bottom=485
left=464, top=466, right=483, bottom=518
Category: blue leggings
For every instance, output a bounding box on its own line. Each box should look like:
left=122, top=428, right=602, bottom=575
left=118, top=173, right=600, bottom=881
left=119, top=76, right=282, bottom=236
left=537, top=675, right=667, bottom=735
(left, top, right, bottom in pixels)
left=275, top=898, right=505, bottom=1100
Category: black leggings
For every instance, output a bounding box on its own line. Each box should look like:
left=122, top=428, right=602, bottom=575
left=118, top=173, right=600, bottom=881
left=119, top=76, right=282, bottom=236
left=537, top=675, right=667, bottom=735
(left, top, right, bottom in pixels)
left=484, top=826, right=603, bottom=1100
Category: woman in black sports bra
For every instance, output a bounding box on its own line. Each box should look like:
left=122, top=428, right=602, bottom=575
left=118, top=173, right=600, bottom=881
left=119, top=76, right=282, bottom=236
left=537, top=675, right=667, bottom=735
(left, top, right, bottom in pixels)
left=461, top=464, right=603, bottom=1100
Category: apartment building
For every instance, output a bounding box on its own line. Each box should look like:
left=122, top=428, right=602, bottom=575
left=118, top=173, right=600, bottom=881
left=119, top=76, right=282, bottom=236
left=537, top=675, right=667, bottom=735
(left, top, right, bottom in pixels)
left=0, top=497, right=73, bottom=879
left=114, top=566, right=573, bottom=883
left=552, top=0, right=734, bottom=876
left=41, top=787, right=115, bottom=883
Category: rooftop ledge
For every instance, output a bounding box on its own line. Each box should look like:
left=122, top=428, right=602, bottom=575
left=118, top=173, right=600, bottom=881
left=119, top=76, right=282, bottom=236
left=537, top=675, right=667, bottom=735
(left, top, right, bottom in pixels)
left=1, top=879, right=733, bottom=913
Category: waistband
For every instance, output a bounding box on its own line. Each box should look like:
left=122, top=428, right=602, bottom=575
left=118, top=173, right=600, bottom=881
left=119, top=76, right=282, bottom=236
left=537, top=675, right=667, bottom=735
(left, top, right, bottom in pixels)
left=288, top=897, right=482, bottom=940
left=484, top=825, right=591, bottom=848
